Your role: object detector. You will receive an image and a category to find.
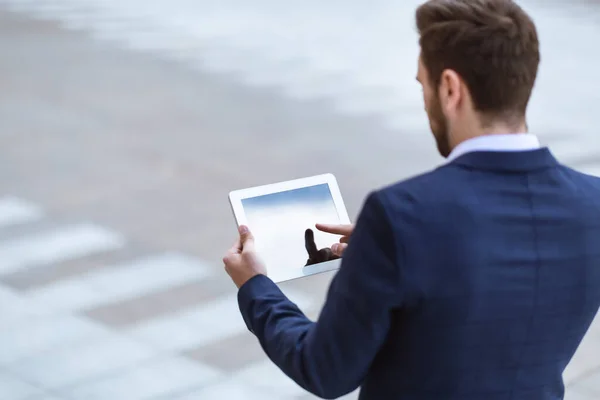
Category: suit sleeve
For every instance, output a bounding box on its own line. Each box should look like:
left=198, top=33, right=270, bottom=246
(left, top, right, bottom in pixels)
left=237, top=191, right=404, bottom=399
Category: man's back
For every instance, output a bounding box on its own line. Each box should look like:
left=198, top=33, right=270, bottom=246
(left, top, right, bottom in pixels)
left=363, top=148, right=600, bottom=399
left=225, top=3, right=600, bottom=398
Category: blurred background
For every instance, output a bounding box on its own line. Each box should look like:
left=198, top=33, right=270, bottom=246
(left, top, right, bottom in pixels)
left=1, top=0, right=599, bottom=399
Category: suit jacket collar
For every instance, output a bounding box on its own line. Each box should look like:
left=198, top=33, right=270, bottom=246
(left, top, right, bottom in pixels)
left=447, top=133, right=540, bottom=162
left=448, top=148, right=560, bottom=172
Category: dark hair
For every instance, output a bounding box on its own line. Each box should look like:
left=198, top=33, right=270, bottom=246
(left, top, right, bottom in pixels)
left=416, top=0, right=540, bottom=123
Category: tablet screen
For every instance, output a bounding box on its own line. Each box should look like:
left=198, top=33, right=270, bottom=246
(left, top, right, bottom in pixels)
left=242, top=183, right=342, bottom=277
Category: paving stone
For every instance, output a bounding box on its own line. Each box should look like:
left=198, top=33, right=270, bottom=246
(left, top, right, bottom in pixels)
left=0, top=242, right=151, bottom=290
left=1, top=1, right=600, bottom=398
left=0, top=371, right=46, bottom=400
left=564, top=331, right=600, bottom=385
left=184, top=331, right=267, bottom=373
left=172, top=380, right=296, bottom=400
left=571, top=369, right=600, bottom=396
left=9, top=333, right=157, bottom=389
left=83, top=276, right=235, bottom=328
left=564, top=386, right=598, bottom=400
left=62, top=356, right=222, bottom=400
left=0, top=314, right=111, bottom=365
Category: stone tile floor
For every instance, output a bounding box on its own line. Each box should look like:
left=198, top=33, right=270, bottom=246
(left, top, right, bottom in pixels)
left=1, top=1, right=600, bottom=398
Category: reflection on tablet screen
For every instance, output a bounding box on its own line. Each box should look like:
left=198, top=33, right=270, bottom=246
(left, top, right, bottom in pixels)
left=242, top=183, right=341, bottom=276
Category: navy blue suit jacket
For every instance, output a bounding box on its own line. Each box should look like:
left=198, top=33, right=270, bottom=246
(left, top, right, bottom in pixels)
left=238, top=149, right=600, bottom=399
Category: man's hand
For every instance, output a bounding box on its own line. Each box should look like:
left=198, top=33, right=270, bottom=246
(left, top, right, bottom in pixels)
left=223, top=225, right=267, bottom=288
left=315, top=223, right=354, bottom=257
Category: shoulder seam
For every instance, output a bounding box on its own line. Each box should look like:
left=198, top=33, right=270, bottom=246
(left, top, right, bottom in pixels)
left=371, top=189, right=408, bottom=305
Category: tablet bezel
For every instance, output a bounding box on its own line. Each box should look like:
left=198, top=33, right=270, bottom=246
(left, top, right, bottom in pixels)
left=228, top=173, right=351, bottom=283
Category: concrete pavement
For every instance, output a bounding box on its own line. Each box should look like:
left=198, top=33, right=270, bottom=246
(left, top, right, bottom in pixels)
left=1, top=1, right=600, bottom=399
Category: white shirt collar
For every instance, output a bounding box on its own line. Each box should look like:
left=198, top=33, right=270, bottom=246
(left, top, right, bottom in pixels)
left=447, top=133, right=541, bottom=162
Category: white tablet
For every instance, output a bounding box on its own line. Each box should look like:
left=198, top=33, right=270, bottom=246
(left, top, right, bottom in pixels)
left=229, top=173, right=351, bottom=283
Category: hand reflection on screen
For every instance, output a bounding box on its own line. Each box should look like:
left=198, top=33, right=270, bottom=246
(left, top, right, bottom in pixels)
left=304, top=229, right=340, bottom=266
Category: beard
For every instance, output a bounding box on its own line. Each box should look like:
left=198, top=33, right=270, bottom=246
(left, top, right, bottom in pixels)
left=428, top=94, right=452, bottom=158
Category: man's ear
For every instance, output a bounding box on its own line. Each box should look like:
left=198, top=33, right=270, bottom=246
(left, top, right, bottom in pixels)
left=439, top=69, right=463, bottom=114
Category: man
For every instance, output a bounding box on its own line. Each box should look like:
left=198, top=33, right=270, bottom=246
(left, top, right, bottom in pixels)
left=223, top=0, right=600, bottom=398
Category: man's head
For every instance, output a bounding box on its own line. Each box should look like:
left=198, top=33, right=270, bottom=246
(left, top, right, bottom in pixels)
left=415, top=0, right=540, bottom=157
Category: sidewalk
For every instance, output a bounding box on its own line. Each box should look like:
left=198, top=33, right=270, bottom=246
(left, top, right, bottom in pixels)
left=1, top=1, right=600, bottom=399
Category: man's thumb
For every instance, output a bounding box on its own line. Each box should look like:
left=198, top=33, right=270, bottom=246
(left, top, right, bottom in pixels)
left=238, top=225, right=255, bottom=251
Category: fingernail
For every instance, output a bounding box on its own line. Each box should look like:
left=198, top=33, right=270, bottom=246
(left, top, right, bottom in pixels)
left=239, top=225, right=248, bottom=234
left=331, top=244, right=340, bottom=255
